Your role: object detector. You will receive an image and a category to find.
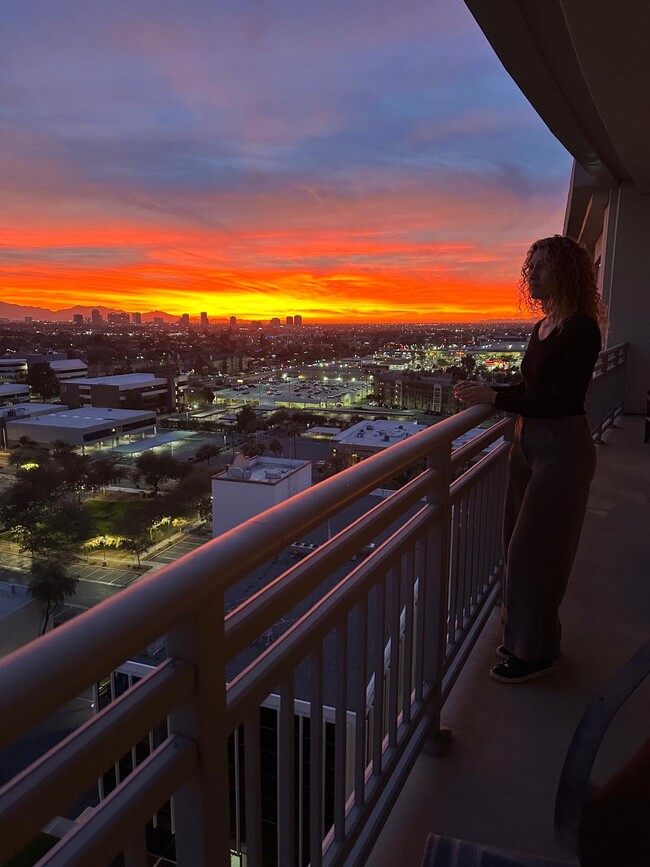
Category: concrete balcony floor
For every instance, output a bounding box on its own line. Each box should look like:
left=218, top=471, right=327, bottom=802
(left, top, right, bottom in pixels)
left=367, top=415, right=650, bottom=866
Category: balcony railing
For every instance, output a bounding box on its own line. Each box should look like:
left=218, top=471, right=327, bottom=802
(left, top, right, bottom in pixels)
left=0, top=345, right=627, bottom=867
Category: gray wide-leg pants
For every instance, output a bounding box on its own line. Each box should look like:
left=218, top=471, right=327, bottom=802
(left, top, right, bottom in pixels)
left=502, top=415, right=596, bottom=662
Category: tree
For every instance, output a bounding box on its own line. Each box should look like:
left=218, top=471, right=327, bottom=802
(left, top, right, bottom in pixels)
left=132, top=452, right=189, bottom=495
left=242, top=441, right=266, bottom=458
left=29, top=558, right=79, bottom=634
left=269, top=438, right=283, bottom=457
left=56, top=451, right=92, bottom=503
left=286, top=421, right=301, bottom=459
left=172, top=469, right=212, bottom=514
left=195, top=443, right=221, bottom=465
left=26, top=362, right=60, bottom=399
left=88, top=458, right=124, bottom=492
left=121, top=535, right=150, bottom=568
left=235, top=405, right=258, bottom=434
left=199, top=386, right=214, bottom=406
left=268, top=408, right=290, bottom=427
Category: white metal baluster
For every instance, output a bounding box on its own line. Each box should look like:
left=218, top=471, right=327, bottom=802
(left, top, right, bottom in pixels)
left=334, top=621, right=348, bottom=841
left=388, top=565, right=400, bottom=748
left=371, top=575, right=386, bottom=775
left=402, top=546, right=415, bottom=726
left=422, top=443, right=452, bottom=752
left=478, top=474, right=489, bottom=595
left=457, top=493, right=469, bottom=631
left=487, top=465, right=498, bottom=583
left=278, top=678, right=295, bottom=865
left=354, top=597, right=368, bottom=809
left=309, top=645, right=324, bottom=867
left=446, top=503, right=457, bottom=647
left=413, top=536, right=426, bottom=702
left=468, top=482, right=481, bottom=614
left=243, top=710, right=263, bottom=866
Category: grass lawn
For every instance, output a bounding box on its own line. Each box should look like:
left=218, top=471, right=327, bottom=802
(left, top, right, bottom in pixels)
left=84, top=498, right=144, bottom=535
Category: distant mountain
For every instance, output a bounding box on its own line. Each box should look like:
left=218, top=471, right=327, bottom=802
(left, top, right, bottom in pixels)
left=0, top=301, right=178, bottom=322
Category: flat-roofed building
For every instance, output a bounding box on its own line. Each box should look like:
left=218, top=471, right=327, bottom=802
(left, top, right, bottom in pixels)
left=0, top=358, right=28, bottom=383
left=0, top=402, right=69, bottom=449
left=332, top=420, right=426, bottom=466
left=60, top=373, right=188, bottom=414
left=0, top=384, right=30, bottom=406
left=0, top=583, right=43, bottom=659
left=375, top=371, right=456, bottom=414
left=0, top=354, right=86, bottom=384
left=6, top=407, right=156, bottom=449
left=212, top=456, right=311, bottom=538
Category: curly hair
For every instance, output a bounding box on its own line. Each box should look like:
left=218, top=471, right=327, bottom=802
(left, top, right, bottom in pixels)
left=517, top=235, right=608, bottom=333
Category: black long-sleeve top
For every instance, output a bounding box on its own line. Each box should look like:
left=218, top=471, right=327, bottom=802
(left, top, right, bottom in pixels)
left=493, top=313, right=601, bottom=418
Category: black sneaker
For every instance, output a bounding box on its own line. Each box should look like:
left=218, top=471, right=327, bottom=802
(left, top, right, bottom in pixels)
left=496, top=645, right=513, bottom=659
left=490, top=656, right=554, bottom=683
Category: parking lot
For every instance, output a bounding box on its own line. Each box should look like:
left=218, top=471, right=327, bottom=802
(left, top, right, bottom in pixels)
left=147, top=528, right=213, bottom=567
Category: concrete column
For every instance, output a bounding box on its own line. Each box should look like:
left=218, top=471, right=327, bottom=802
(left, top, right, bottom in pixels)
left=599, top=182, right=650, bottom=413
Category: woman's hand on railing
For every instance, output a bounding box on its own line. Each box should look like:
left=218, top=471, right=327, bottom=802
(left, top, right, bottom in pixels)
left=453, top=381, right=497, bottom=407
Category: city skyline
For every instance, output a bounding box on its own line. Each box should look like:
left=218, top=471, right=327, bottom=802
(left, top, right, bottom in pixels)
left=1, top=0, right=571, bottom=322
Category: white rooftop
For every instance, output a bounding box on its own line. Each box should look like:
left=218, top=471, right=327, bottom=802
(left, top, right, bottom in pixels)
left=215, top=456, right=310, bottom=485
left=333, top=420, right=426, bottom=447
left=49, top=359, right=87, bottom=370
left=0, top=384, right=29, bottom=396
left=0, top=403, right=68, bottom=419
left=0, top=583, right=33, bottom=619
left=66, top=373, right=167, bottom=387
left=6, top=407, right=156, bottom=430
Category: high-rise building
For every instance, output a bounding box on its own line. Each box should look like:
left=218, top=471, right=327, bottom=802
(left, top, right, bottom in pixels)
left=200, top=312, right=209, bottom=328
left=286, top=316, right=294, bottom=326
left=294, top=314, right=303, bottom=327
left=180, top=314, right=190, bottom=327
left=132, top=312, right=142, bottom=325
left=91, top=309, right=102, bottom=325
left=229, top=316, right=237, bottom=328
left=108, top=312, right=129, bottom=324
left=153, top=317, right=164, bottom=326
left=73, top=314, right=84, bottom=325
left=270, top=317, right=281, bottom=329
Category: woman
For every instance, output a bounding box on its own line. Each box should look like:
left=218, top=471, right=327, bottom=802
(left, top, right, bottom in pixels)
left=454, top=235, right=606, bottom=683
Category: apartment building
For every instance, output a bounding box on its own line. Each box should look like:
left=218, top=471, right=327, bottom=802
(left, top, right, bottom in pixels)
left=60, top=373, right=189, bottom=414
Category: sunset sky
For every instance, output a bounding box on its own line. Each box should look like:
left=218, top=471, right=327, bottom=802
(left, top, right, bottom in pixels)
left=1, top=0, right=572, bottom=322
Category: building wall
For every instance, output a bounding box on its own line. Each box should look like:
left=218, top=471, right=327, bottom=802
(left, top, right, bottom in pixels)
left=0, top=360, right=29, bottom=383
left=212, top=463, right=312, bottom=537
left=91, top=383, right=122, bottom=409
left=376, top=373, right=455, bottom=414
left=599, top=182, right=650, bottom=413
left=0, top=587, right=43, bottom=659
left=59, top=382, right=82, bottom=409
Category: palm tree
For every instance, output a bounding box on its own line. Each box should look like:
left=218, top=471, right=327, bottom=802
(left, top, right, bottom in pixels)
left=269, top=438, right=283, bottom=457
left=286, top=421, right=300, bottom=459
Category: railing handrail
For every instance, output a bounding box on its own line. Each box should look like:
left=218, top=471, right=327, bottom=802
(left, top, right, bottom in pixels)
left=0, top=404, right=494, bottom=749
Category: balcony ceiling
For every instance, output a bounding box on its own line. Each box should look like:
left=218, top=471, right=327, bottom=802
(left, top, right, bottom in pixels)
left=464, top=0, right=650, bottom=193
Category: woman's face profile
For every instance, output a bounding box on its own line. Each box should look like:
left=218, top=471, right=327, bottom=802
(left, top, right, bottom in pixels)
left=528, top=248, right=553, bottom=302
